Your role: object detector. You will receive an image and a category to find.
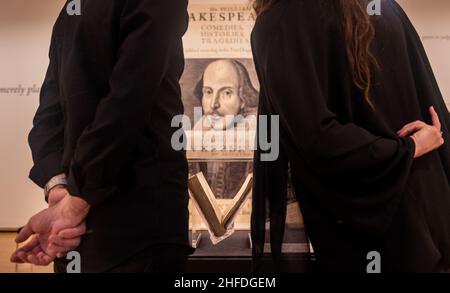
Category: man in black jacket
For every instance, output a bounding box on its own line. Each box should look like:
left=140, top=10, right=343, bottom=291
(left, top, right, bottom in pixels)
left=10, top=0, right=193, bottom=273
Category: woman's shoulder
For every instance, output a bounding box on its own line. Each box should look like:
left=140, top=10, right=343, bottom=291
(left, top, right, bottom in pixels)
left=256, top=0, right=337, bottom=34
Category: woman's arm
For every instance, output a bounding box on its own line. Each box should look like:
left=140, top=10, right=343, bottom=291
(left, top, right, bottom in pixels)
left=263, top=3, right=415, bottom=180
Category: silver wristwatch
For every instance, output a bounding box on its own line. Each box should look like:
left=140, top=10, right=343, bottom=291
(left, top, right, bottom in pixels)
left=44, top=175, right=68, bottom=202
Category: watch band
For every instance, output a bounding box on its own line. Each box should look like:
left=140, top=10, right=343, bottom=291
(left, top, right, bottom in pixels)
left=44, top=176, right=68, bottom=202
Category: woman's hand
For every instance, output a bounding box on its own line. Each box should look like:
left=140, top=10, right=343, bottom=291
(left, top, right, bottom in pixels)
left=397, top=106, right=444, bottom=158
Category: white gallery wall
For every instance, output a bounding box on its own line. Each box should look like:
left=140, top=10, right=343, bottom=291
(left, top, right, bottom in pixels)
left=398, top=0, right=450, bottom=109
left=0, top=0, right=65, bottom=228
left=0, top=0, right=449, bottom=228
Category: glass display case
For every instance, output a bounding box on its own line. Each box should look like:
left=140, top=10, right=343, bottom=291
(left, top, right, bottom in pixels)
left=180, top=0, right=312, bottom=272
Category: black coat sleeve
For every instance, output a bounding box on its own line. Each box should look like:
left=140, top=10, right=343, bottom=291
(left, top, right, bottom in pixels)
left=252, top=0, right=448, bottom=266
left=253, top=1, right=417, bottom=243
left=264, top=5, right=416, bottom=182
left=28, top=33, right=64, bottom=189
left=66, top=0, right=188, bottom=206
left=251, top=85, right=289, bottom=265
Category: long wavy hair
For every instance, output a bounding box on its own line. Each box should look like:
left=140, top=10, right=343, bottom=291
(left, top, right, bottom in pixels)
left=253, top=0, right=379, bottom=108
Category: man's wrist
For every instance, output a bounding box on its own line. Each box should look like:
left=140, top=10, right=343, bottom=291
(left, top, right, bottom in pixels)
left=67, top=195, right=91, bottom=217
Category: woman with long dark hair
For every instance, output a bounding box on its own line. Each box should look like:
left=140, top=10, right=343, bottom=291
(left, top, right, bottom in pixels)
left=251, top=0, right=450, bottom=272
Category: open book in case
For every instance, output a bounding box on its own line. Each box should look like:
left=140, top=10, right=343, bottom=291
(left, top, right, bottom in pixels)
left=187, top=167, right=305, bottom=249
left=187, top=142, right=255, bottom=246
left=186, top=137, right=305, bottom=249
left=188, top=172, right=253, bottom=244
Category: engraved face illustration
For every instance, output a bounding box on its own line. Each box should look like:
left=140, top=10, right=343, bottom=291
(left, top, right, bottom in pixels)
left=201, top=60, right=244, bottom=130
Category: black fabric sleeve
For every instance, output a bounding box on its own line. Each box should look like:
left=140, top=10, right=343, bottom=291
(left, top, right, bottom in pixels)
left=264, top=3, right=416, bottom=182
left=252, top=0, right=449, bottom=268
left=28, top=33, right=64, bottom=189
left=66, top=0, right=188, bottom=206
left=251, top=87, right=289, bottom=267
left=251, top=1, right=417, bottom=261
